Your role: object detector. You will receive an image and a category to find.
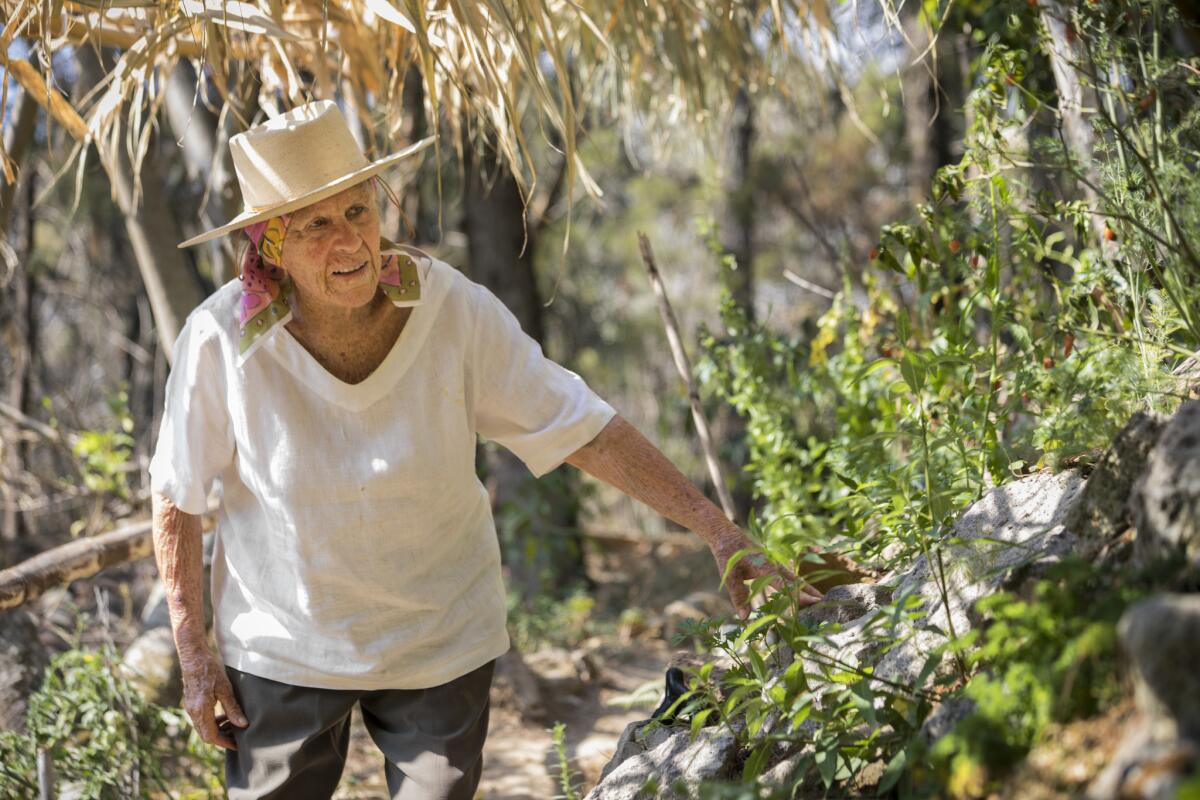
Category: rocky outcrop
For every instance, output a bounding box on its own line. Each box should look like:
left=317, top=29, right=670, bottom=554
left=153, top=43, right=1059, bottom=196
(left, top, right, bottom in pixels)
left=1088, top=595, right=1200, bottom=799
left=587, top=470, right=1087, bottom=797
left=1066, top=411, right=1167, bottom=552
left=585, top=722, right=740, bottom=800
left=797, top=583, right=892, bottom=628
left=1131, top=400, right=1200, bottom=568
left=845, top=470, right=1084, bottom=685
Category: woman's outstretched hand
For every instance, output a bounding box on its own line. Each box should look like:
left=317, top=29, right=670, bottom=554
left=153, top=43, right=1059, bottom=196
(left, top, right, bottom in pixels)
left=709, top=527, right=824, bottom=619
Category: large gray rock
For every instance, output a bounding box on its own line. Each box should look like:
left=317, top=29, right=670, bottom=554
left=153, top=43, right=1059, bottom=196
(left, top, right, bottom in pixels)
left=920, top=695, right=976, bottom=746
left=1131, top=400, right=1200, bottom=568
left=584, top=724, right=740, bottom=800
left=1119, top=594, right=1200, bottom=741
left=867, top=470, right=1084, bottom=684
left=1086, top=717, right=1198, bottom=800
left=120, top=627, right=182, bottom=707
left=1066, top=412, right=1167, bottom=550
left=0, top=609, right=47, bottom=732
left=597, top=720, right=681, bottom=784
left=1087, top=593, right=1200, bottom=800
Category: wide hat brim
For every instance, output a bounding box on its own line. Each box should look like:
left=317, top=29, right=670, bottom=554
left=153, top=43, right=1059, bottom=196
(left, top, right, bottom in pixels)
left=177, top=136, right=436, bottom=249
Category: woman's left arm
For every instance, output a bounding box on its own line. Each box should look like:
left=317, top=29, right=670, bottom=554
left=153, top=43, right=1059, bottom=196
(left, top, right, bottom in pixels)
left=563, top=414, right=823, bottom=617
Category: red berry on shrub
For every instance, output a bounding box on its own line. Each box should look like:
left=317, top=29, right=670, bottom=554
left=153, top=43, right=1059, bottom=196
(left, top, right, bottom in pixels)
left=1104, top=225, right=1117, bottom=241
left=1043, top=356, right=1055, bottom=369
left=949, top=239, right=962, bottom=253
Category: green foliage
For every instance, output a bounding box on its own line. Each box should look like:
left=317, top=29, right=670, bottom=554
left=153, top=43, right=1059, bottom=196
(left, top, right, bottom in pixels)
left=690, top=2, right=1200, bottom=796
left=491, top=458, right=595, bottom=598
left=551, top=722, right=582, bottom=800
left=506, top=588, right=608, bottom=652
left=0, top=645, right=224, bottom=799
left=930, top=559, right=1146, bottom=796
left=667, top=581, right=940, bottom=798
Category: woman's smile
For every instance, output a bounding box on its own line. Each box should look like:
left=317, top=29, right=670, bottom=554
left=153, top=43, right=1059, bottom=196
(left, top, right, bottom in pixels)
left=331, top=261, right=368, bottom=279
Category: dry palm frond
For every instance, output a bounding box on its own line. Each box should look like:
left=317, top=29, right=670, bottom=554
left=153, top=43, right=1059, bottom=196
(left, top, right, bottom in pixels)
left=2, top=0, right=841, bottom=210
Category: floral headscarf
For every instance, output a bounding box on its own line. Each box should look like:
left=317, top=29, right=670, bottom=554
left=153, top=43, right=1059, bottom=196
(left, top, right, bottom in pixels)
left=236, top=181, right=423, bottom=362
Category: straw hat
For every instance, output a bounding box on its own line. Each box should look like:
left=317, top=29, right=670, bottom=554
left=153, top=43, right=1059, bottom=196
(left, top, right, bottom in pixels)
left=177, top=100, right=434, bottom=248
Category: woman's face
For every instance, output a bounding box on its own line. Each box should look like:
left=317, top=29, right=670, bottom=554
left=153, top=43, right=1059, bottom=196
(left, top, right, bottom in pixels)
left=280, top=181, right=382, bottom=311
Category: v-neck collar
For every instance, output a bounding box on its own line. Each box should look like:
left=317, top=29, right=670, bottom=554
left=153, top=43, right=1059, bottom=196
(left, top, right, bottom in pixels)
left=261, top=253, right=444, bottom=411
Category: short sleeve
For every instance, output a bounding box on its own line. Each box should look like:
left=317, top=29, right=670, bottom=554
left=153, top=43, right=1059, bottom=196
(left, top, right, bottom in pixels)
left=148, top=313, right=235, bottom=514
left=470, top=285, right=617, bottom=478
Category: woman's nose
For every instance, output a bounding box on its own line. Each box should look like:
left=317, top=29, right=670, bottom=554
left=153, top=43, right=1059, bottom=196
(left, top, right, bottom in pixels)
left=329, top=219, right=359, bottom=251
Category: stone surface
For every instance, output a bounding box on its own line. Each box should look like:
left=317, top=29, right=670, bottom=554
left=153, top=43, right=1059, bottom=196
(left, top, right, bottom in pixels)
left=797, top=583, right=892, bottom=628
left=598, top=720, right=681, bottom=783
left=0, top=609, right=47, bottom=732
left=523, top=646, right=598, bottom=696
left=140, top=581, right=170, bottom=630
left=584, top=724, right=740, bottom=800
left=120, top=627, right=182, bottom=707
left=1119, top=594, right=1200, bottom=741
left=871, top=470, right=1083, bottom=684
left=1065, top=411, right=1167, bottom=548
left=920, top=695, right=976, bottom=745
left=1086, top=720, right=1198, bottom=800
left=1131, top=400, right=1200, bottom=568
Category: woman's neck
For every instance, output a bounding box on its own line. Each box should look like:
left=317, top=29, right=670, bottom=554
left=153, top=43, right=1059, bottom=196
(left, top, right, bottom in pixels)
left=287, top=286, right=393, bottom=344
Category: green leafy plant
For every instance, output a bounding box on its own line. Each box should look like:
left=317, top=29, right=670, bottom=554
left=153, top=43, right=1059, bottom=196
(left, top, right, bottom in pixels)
left=0, top=644, right=224, bottom=800
left=551, top=721, right=582, bottom=800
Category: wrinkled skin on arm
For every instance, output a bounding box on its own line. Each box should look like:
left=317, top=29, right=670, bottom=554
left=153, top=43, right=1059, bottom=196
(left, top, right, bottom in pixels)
left=151, top=493, right=248, bottom=750
left=564, top=415, right=823, bottom=618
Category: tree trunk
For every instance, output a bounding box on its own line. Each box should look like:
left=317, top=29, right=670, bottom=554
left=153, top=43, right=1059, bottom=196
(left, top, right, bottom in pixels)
left=1, top=167, right=37, bottom=563
left=0, top=89, right=38, bottom=236
left=721, top=86, right=756, bottom=322
left=461, top=138, right=588, bottom=597
left=401, top=66, right=438, bottom=244
left=74, top=48, right=207, bottom=360
left=163, top=61, right=238, bottom=286
left=902, top=10, right=960, bottom=201
left=1039, top=0, right=1107, bottom=244
left=1, top=90, right=40, bottom=560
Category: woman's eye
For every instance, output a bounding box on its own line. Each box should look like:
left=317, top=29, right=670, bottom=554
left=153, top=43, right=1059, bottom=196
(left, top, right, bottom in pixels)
left=307, top=217, right=327, bottom=231
left=348, top=205, right=366, bottom=218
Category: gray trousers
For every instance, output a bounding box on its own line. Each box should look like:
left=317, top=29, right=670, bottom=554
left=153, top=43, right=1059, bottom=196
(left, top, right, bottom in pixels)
left=223, top=659, right=495, bottom=800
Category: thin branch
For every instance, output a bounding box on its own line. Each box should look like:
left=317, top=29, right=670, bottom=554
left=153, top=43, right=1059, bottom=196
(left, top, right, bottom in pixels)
left=637, top=232, right=739, bottom=523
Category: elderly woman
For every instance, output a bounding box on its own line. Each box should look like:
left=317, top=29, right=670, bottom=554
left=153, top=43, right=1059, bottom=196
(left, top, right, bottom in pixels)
left=149, top=100, right=819, bottom=800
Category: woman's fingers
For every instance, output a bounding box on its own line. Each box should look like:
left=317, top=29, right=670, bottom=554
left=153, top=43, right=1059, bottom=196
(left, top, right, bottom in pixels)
left=185, top=694, right=234, bottom=750
left=215, top=674, right=249, bottom=729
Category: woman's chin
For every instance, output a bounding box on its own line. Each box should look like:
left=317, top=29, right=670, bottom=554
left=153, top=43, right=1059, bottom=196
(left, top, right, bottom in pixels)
left=321, top=275, right=380, bottom=308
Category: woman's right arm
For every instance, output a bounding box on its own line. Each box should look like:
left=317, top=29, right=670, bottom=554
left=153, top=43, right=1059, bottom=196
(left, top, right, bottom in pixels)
left=151, top=492, right=247, bottom=749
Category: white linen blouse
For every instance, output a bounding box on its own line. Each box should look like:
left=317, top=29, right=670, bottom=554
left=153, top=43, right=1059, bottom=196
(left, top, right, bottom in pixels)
left=148, top=249, right=617, bottom=690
